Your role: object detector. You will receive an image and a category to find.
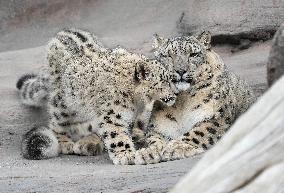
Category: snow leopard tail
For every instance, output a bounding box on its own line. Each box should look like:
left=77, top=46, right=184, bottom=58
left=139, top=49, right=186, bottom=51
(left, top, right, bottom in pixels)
left=22, top=126, right=59, bottom=160
left=16, top=71, right=49, bottom=107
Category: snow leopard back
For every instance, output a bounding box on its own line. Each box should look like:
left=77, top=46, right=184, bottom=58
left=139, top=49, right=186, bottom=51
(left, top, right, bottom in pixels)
left=16, top=28, right=105, bottom=107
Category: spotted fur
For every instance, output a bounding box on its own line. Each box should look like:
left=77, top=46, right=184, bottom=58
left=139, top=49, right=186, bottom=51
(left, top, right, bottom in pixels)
left=135, top=31, right=256, bottom=163
left=20, top=28, right=176, bottom=165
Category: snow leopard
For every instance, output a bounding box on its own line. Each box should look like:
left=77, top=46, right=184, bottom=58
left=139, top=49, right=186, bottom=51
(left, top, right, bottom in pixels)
left=133, top=31, right=256, bottom=164
left=18, top=28, right=177, bottom=165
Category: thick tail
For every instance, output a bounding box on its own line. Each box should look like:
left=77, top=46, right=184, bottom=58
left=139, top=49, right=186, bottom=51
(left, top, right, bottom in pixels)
left=16, top=72, right=49, bottom=107
left=22, top=126, right=59, bottom=160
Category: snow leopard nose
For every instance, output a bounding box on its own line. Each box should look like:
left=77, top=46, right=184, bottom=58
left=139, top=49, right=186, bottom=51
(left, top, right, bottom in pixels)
left=176, top=70, right=186, bottom=77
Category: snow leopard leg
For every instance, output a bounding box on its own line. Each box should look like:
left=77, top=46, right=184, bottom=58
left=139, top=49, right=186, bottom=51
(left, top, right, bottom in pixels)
left=162, top=116, right=228, bottom=161
left=134, top=131, right=167, bottom=164
left=73, top=133, right=104, bottom=156
left=48, top=90, right=104, bottom=156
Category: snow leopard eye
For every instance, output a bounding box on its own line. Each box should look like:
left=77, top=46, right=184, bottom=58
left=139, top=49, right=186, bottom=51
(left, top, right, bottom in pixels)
left=190, top=53, right=199, bottom=57
left=159, top=53, right=168, bottom=58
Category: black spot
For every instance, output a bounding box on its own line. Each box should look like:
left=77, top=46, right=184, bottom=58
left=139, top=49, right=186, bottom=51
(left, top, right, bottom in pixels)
left=57, top=35, right=80, bottom=53
left=117, top=141, right=124, bottom=147
left=102, top=132, right=108, bottom=139
left=137, top=120, right=144, bottom=130
left=197, top=83, right=211, bottom=89
left=213, top=122, right=220, bottom=127
left=110, top=132, right=117, bottom=138
left=125, top=144, right=130, bottom=149
left=60, top=103, right=67, bottom=109
left=58, top=122, right=71, bottom=127
left=202, top=143, right=208, bottom=150
left=88, top=125, right=92, bottom=132
left=53, top=113, right=60, bottom=120
left=106, top=120, right=113, bottom=124
left=122, top=92, right=128, bottom=97
left=207, top=127, right=217, bottom=134
left=67, top=30, right=87, bottom=42
left=182, top=138, right=190, bottom=142
left=116, top=114, right=121, bottom=119
left=16, top=74, right=36, bottom=90
left=208, top=137, right=214, bottom=145
left=207, top=74, right=213, bottom=80
left=225, top=117, right=231, bottom=124
left=184, top=132, right=190, bottom=136
left=149, top=141, right=156, bottom=145
left=194, top=131, right=205, bottom=137
left=86, top=44, right=93, bottom=48
left=114, top=100, right=120, bottom=105
left=107, top=109, right=115, bottom=115
left=104, top=116, right=110, bottom=121
left=166, top=114, right=177, bottom=122
left=99, top=122, right=104, bottom=128
left=192, top=138, right=200, bottom=144
left=114, top=123, right=123, bottom=127
left=52, top=98, right=58, bottom=107
left=203, top=98, right=210, bottom=103
left=110, top=143, right=116, bottom=148
left=218, top=108, right=224, bottom=116
left=207, top=93, right=213, bottom=99
left=193, top=104, right=201, bottom=109
left=61, top=112, right=69, bottom=118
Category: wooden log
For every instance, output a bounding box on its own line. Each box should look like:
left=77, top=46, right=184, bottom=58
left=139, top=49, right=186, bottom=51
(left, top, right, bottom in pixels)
left=170, top=75, right=284, bottom=193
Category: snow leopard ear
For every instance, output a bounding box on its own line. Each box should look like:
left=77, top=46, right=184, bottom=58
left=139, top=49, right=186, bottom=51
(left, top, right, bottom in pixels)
left=152, top=34, right=166, bottom=49
left=134, top=62, right=150, bottom=82
left=197, top=31, right=211, bottom=50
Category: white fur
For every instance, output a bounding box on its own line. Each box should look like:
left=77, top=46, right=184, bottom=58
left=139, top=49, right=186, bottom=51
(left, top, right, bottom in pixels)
left=175, top=82, right=191, bottom=92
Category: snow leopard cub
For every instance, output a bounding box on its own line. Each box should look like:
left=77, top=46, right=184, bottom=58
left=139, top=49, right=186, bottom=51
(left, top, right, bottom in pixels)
left=19, top=28, right=177, bottom=165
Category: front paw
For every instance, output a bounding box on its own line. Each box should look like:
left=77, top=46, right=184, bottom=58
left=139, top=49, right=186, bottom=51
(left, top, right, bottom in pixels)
left=162, top=140, right=203, bottom=161
left=111, top=151, right=135, bottom=165
left=60, top=141, right=75, bottom=154
left=74, top=140, right=103, bottom=156
left=134, top=146, right=162, bottom=165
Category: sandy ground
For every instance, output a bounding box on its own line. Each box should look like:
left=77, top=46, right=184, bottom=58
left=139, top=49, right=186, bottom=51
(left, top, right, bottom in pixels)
left=0, top=39, right=270, bottom=192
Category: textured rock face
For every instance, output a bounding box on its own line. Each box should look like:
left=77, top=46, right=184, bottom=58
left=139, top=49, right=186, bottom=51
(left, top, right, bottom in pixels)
left=178, top=0, right=284, bottom=42
left=267, top=23, right=284, bottom=87
left=0, top=0, right=283, bottom=52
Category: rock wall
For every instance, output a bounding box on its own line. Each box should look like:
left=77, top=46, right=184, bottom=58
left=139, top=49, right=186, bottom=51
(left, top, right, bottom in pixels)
left=0, top=0, right=283, bottom=52
left=178, top=0, right=284, bottom=44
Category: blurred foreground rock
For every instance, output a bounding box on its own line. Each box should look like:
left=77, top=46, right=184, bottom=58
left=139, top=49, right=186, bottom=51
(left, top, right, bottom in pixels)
left=170, top=76, right=284, bottom=193
left=267, top=23, right=284, bottom=86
